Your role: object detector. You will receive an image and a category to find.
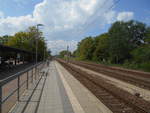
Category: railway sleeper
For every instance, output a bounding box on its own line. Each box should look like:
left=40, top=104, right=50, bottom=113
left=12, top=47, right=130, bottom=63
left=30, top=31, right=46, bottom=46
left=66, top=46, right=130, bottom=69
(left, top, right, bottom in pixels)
left=103, top=99, right=121, bottom=103
left=74, top=62, right=150, bottom=90
left=110, top=108, right=135, bottom=113
left=57, top=60, right=150, bottom=113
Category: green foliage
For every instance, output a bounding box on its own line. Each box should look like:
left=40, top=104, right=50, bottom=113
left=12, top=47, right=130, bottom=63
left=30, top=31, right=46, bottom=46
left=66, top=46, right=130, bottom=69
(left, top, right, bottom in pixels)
left=126, top=20, right=147, bottom=47
left=59, top=50, right=71, bottom=58
left=76, top=37, right=95, bottom=60
left=131, top=45, right=150, bottom=63
left=108, top=20, right=147, bottom=63
left=0, top=35, right=11, bottom=45
left=1, top=26, right=50, bottom=60
left=145, top=27, right=150, bottom=44
left=93, top=33, right=109, bottom=62
left=108, top=21, right=132, bottom=63
left=6, top=32, right=30, bottom=50
left=74, top=20, right=150, bottom=72
left=139, top=62, right=150, bottom=71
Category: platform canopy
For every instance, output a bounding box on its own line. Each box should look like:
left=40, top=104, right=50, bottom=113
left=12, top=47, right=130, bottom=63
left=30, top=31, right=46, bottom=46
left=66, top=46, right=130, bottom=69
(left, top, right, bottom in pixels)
left=0, top=44, right=35, bottom=54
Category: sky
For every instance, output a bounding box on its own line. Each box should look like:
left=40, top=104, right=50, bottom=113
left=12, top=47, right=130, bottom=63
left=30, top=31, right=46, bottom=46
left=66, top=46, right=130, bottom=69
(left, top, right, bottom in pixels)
left=0, top=0, right=150, bottom=54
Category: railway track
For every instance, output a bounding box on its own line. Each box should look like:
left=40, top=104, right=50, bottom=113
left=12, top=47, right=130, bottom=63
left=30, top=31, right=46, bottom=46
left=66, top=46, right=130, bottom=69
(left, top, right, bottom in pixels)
left=57, top=59, right=150, bottom=113
left=70, top=61, right=150, bottom=90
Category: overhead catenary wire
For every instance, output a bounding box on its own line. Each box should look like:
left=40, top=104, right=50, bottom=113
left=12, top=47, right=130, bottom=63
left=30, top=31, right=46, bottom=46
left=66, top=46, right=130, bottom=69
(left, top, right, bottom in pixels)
left=71, top=0, right=121, bottom=39
left=45, top=0, right=121, bottom=55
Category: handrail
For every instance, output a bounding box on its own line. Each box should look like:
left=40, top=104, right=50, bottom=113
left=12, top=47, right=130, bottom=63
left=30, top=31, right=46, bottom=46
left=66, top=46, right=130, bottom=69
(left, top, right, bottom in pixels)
left=0, top=61, right=45, bottom=113
left=0, top=62, right=42, bottom=86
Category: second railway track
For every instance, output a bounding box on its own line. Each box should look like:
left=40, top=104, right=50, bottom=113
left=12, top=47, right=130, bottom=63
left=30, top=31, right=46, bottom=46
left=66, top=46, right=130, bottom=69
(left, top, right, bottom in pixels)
left=70, top=61, right=150, bottom=90
left=57, top=59, right=150, bottom=113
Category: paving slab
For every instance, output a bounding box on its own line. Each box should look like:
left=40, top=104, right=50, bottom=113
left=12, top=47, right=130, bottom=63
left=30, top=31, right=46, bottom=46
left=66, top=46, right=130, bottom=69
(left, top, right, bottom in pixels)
left=37, top=62, right=74, bottom=113
left=9, top=61, right=112, bottom=113
left=9, top=73, right=46, bottom=113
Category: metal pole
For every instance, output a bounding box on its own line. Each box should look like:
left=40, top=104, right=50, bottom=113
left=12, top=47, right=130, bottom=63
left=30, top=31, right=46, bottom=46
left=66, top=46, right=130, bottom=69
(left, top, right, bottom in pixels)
left=35, top=66, right=37, bottom=80
left=36, top=25, right=38, bottom=64
left=35, top=24, right=44, bottom=64
left=0, top=83, right=2, bottom=113
left=17, top=75, right=20, bottom=101
left=38, top=68, right=39, bottom=78
left=31, top=68, right=33, bottom=83
left=43, top=40, right=47, bottom=61
left=67, top=45, right=69, bottom=63
left=23, top=54, right=24, bottom=64
left=27, top=71, right=29, bottom=89
left=44, top=48, right=45, bottom=61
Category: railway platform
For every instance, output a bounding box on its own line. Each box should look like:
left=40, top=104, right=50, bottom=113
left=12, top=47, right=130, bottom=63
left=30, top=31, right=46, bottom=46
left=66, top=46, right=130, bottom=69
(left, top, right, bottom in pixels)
left=9, top=61, right=112, bottom=113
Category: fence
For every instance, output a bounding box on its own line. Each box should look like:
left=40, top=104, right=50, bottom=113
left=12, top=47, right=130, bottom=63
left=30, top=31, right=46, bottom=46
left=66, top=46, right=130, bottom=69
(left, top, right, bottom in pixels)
left=0, top=62, right=45, bottom=113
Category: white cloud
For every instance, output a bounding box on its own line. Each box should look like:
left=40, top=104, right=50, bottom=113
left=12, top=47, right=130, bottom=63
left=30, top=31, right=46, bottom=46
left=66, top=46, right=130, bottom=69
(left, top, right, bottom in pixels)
left=0, top=0, right=134, bottom=53
left=0, top=15, right=36, bottom=35
left=117, top=12, right=134, bottom=21
left=0, top=0, right=115, bottom=36
left=47, top=40, right=78, bottom=55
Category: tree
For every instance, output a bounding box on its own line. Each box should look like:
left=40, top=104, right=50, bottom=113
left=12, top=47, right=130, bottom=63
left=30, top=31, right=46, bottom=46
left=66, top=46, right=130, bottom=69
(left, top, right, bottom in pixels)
left=129, top=24, right=150, bottom=71
left=131, top=45, right=150, bottom=63
left=108, top=21, right=131, bottom=63
left=0, top=35, right=11, bottom=45
left=6, top=32, right=30, bottom=50
left=126, top=20, right=147, bottom=47
left=108, top=20, right=148, bottom=63
left=93, top=33, right=109, bottom=62
left=144, top=27, right=150, bottom=44
left=72, top=50, right=77, bottom=57
left=76, top=37, right=95, bottom=60
left=72, top=20, right=150, bottom=71
left=5, top=26, right=48, bottom=61
left=59, top=50, right=71, bottom=58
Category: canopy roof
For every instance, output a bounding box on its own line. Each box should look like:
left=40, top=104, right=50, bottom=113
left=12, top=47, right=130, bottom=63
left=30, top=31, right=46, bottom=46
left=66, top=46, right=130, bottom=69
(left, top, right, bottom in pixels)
left=0, top=44, right=35, bottom=54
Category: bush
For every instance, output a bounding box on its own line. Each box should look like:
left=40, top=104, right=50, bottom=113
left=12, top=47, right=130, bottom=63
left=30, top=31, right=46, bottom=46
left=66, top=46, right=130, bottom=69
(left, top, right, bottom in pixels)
left=140, top=62, right=150, bottom=72
left=131, top=45, right=150, bottom=63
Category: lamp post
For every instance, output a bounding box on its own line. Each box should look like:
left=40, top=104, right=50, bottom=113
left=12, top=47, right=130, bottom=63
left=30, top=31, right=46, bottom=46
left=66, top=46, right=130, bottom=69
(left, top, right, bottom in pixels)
left=67, top=45, right=69, bottom=63
left=43, top=39, right=48, bottom=61
left=36, top=24, right=44, bottom=64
